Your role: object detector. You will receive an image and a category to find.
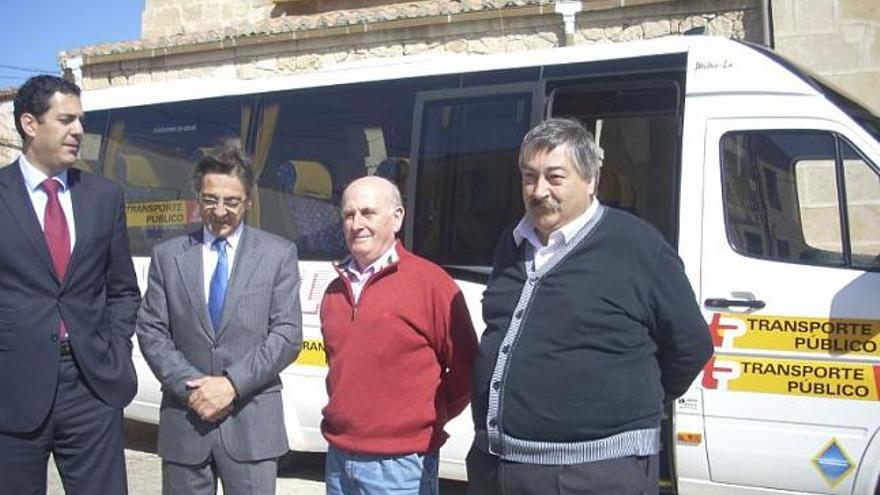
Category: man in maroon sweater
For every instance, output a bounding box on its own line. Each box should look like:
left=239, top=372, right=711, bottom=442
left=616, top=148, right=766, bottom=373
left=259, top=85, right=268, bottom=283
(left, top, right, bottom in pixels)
left=320, top=176, right=478, bottom=495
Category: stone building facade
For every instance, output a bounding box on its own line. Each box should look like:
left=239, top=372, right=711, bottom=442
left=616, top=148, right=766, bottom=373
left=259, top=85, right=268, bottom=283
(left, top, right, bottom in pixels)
left=773, top=0, right=880, bottom=113
left=61, top=0, right=762, bottom=91
left=0, top=91, right=19, bottom=165
left=0, top=0, right=876, bottom=166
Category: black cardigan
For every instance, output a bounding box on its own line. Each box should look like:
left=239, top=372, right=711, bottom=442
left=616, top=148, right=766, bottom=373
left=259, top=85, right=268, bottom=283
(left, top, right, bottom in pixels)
left=473, top=207, right=713, bottom=443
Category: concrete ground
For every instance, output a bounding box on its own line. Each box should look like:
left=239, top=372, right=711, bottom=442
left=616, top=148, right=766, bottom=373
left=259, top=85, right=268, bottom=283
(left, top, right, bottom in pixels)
left=47, top=420, right=468, bottom=494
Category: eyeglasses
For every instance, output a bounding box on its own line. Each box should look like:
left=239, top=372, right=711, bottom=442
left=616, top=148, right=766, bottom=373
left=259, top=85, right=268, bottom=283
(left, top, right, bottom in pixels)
left=199, top=195, right=245, bottom=211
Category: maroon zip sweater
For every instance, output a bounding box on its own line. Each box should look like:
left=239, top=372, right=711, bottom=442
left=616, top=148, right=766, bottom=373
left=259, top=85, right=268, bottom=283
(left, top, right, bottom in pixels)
left=320, top=244, right=478, bottom=455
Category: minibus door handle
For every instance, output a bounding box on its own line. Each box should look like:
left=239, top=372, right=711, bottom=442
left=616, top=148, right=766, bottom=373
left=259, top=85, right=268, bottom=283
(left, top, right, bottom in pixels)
left=704, top=298, right=766, bottom=310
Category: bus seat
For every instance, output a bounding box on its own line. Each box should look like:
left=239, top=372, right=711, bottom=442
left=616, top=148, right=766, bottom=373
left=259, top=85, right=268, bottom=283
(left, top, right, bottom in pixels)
left=287, top=160, right=345, bottom=257
left=122, top=153, right=162, bottom=187
left=292, top=160, right=333, bottom=200
left=118, top=153, right=183, bottom=203
left=257, top=160, right=297, bottom=241
left=74, top=159, right=94, bottom=173
left=598, top=168, right=637, bottom=213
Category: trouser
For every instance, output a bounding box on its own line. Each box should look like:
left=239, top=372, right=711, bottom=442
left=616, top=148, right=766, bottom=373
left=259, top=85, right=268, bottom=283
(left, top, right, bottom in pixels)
left=325, top=444, right=439, bottom=495
left=162, top=440, right=278, bottom=495
left=0, top=353, right=128, bottom=495
left=466, top=444, right=659, bottom=495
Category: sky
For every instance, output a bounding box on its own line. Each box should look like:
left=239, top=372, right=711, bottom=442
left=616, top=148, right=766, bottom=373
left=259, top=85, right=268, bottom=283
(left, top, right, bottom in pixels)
left=0, top=0, right=145, bottom=89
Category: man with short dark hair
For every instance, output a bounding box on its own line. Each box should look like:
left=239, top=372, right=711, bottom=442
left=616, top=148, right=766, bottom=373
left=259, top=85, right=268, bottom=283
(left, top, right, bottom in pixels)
left=0, top=75, right=141, bottom=493
left=467, top=118, right=713, bottom=495
left=321, top=176, right=478, bottom=495
left=136, top=147, right=302, bottom=495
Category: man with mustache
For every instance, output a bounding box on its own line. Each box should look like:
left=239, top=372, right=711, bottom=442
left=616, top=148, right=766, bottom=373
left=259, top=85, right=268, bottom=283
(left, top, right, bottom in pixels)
left=0, top=75, right=140, bottom=493
left=468, top=118, right=713, bottom=495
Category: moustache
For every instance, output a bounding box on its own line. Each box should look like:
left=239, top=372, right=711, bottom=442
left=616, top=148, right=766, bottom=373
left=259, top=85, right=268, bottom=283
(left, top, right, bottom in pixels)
left=528, top=197, right=561, bottom=213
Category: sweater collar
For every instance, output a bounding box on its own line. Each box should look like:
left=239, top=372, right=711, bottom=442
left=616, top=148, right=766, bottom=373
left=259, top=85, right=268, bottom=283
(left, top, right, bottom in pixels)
left=335, top=242, right=408, bottom=278
left=343, top=241, right=399, bottom=281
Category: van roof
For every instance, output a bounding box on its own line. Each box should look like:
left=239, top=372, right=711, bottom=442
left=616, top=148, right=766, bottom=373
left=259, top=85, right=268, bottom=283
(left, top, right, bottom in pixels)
left=82, top=36, right=816, bottom=111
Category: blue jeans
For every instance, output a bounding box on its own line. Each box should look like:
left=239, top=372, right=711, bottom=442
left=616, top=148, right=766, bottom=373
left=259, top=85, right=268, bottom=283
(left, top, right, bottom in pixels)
left=325, top=444, right=439, bottom=495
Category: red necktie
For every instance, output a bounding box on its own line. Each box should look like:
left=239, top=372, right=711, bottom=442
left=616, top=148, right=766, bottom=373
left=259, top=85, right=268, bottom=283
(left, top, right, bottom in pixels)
left=41, top=179, right=70, bottom=338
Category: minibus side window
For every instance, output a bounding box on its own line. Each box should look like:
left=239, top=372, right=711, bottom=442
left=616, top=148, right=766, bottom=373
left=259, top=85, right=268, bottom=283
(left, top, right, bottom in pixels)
left=550, top=81, right=682, bottom=245
left=841, top=141, right=880, bottom=269
left=721, top=130, right=880, bottom=270
left=414, top=93, right=531, bottom=266
left=96, top=97, right=250, bottom=257
left=78, top=110, right=109, bottom=174
left=256, top=77, right=456, bottom=261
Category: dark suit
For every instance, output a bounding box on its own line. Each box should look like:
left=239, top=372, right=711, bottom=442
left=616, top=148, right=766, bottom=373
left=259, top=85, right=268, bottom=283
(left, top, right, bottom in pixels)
left=136, top=225, right=302, bottom=494
left=0, top=161, right=140, bottom=492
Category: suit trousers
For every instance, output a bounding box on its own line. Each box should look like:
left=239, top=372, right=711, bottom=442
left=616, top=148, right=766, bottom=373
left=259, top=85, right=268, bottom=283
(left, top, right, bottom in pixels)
left=466, top=445, right=659, bottom=495
left=162, top=428, right=278, bottom=495
left=0, top=353, right=127, bottom=495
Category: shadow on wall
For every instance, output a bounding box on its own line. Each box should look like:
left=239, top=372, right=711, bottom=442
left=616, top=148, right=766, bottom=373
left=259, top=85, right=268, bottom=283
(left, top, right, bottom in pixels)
left=828, top=271, right=880, bottom=356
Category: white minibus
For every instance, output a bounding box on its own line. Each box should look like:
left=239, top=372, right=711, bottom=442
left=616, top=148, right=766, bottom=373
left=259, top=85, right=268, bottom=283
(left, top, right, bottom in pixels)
left=77, top=35, right=880, bottom=494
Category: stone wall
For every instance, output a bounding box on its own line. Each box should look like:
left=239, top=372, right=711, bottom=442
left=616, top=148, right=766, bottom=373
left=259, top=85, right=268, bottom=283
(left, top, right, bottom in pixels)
left=573, top=1, right=752, bottom=45
left=142, top=0, right=277, bottom=39
left=0, top=96, right=20, bottom=166
left=773, top=0, right=880, bottom=113
left=58, top=1, right=880, bottom=115
left=68, top=0, right=758, bottom=91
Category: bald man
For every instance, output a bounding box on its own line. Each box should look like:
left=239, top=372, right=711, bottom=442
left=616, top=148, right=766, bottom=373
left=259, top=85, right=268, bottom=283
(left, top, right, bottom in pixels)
left=319, top=177, right=478, bottom=495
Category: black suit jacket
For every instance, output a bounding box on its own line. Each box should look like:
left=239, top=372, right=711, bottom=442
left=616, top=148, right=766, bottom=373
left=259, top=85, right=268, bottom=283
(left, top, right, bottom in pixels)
left=0, top=160, right=140, bottom=432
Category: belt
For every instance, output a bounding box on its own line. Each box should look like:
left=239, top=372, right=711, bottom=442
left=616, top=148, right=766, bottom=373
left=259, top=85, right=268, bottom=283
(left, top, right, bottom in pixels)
left=59, top=341, right=73, bottom=356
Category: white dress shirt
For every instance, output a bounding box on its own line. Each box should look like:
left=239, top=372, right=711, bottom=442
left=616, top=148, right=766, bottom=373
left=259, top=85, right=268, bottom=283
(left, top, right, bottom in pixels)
left=513, top=199, right=601, bottom=270
left=343, top=242, right=399, bottom=304
left=18, top=155, right=77, bottom=251
left=202, top=223, right=244, bottom=304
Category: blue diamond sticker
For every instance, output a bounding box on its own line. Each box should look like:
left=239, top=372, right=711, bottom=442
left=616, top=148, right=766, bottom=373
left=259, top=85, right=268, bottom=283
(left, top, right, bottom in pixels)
left=813, top=439, right=854, bottom=487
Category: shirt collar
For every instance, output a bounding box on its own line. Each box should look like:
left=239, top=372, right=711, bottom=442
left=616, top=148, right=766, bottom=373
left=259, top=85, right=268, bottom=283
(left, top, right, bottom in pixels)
left=345, top=241, right=399, bottom=277
left=203, top=222, right=245, bottom=251
left=513, top=199, right=601, bottom=248
left=18, top=155, right=70, bottom=193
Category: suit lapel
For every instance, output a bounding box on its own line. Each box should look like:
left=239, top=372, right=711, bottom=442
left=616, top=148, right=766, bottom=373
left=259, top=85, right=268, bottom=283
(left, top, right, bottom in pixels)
left=216, top=225, right=259, bottom=338
left=175, top=230, right=215, bottom=338
left=0, top=161, right=57, bottom=281
left=64, top=169, right=91, bottom=289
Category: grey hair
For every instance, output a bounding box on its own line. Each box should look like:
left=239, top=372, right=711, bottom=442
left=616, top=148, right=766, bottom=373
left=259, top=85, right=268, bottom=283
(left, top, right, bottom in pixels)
left=519, top=118, right=602, bottom=182
left=192, top=146, right=255, bottom=196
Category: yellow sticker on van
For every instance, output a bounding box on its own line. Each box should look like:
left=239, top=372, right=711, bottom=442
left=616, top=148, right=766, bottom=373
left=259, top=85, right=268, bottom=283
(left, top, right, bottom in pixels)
left=709, top=313, right=880, bottom=356
left=125, top=200, right=199, bottom=228
left=295, top=339, right=327, bottom=367
left=702, top=355, right=880, bottom=401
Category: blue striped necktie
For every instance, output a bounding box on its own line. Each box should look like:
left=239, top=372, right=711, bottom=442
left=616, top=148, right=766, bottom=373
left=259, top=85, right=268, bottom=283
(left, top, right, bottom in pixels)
left=208, top=237, right=228, bottom=332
